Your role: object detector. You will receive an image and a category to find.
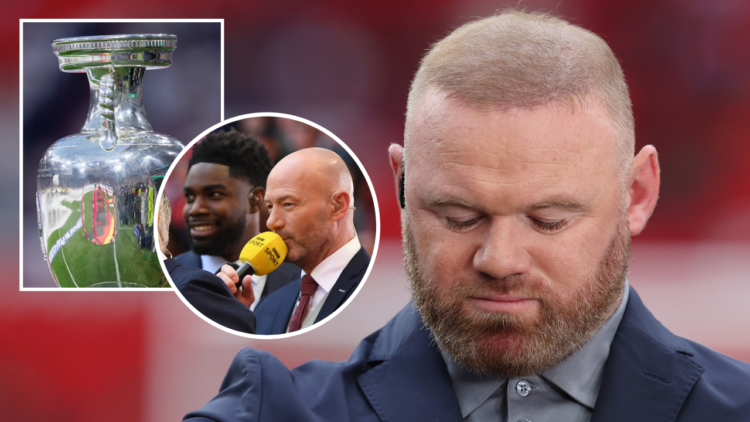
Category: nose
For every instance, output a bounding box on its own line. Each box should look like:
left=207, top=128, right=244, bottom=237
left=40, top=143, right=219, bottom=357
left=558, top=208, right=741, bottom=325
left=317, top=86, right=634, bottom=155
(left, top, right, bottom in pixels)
left=473, top=217, right=532, bottom=279
left=266, top=206, right=284, bottom=232
left=186, top=195, right=209, bottom=217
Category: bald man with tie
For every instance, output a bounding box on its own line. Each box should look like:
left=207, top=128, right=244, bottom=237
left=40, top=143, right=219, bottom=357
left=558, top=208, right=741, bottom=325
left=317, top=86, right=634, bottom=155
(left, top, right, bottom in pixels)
left=219, top=147, right=371, bottom=334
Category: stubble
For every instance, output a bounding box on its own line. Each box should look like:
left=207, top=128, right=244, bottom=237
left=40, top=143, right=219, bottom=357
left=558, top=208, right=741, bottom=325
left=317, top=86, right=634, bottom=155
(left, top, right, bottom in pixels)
left=404, top=212, right=630, bottom=378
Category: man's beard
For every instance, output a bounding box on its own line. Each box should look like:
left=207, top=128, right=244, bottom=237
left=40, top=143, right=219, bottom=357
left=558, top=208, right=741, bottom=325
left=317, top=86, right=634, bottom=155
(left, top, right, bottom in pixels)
left=404, top=213, right=630, bottom=379
left=190, top=214, right=248, bottom=259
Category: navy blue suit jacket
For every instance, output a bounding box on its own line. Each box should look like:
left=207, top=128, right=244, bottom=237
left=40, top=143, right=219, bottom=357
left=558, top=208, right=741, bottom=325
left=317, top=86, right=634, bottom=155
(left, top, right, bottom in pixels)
left=165, top=258, right=257, bottom=334
left=174, top=250, right=302, bottom=298
left=253, top=246, right=370, bottom=335
left=185, top=287, right=750, bottom=421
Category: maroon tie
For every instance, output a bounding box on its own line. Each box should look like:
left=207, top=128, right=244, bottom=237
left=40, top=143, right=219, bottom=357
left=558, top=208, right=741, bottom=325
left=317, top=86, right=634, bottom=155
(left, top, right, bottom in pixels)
left=288, top=274, right=318, bottom=332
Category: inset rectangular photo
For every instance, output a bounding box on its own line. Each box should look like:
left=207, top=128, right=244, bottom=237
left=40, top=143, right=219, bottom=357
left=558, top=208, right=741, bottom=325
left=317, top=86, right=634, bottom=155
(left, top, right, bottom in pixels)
left=20, top=19, right=223, bottom=289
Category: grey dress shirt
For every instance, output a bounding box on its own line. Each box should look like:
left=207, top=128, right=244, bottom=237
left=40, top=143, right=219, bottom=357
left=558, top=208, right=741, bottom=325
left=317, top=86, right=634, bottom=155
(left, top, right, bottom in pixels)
left=442, top=281, right=630, bottom=422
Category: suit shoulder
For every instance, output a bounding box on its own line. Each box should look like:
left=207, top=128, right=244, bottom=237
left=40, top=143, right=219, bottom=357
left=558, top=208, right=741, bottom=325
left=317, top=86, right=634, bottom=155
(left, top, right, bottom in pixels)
left=185, top=347, right=374, bottom=421
left=679, top=338, right=750, bottom=417
left=184, top=348, right=286, bottom=421
left=690, top=338, right=750, bottom=373
left=183, top=308, right=421, bottom=420
left=174, top=251, right=201, bottom=268
left=687, top=337, right=750, bottom=384
left=168, top=262, right=213, bottom=288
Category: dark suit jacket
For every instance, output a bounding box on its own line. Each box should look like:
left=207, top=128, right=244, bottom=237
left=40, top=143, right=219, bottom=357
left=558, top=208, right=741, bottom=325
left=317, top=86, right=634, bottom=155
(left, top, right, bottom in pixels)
left=174, top=250, right=302, bottom=298
left=165, top=258, right=256, bottom=334
left=185, top=287, right=750, bottom=421
left=253, top=246, right=370, bottom=335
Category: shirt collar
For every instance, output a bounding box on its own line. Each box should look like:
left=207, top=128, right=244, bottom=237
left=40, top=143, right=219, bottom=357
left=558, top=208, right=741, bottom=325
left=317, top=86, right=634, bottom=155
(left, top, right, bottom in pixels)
left=307, top=236, right=361, bottom=294
left=200, top=254, right=238, bottom=274
left=540, top=279, right=629, bottom=408
left=442, top=354, right=504, bottom=418
left=442, top=279, right=630, bottom=416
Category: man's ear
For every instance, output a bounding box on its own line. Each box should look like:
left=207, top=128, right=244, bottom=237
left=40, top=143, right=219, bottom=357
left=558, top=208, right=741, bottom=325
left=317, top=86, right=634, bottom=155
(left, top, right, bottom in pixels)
left=388, top=144, right=405, bottom=209
left=626, top=145, right=660, bottom=236
left=249, top=187, right=265, bottom=213
left=330, top=191, right=352, bottom=221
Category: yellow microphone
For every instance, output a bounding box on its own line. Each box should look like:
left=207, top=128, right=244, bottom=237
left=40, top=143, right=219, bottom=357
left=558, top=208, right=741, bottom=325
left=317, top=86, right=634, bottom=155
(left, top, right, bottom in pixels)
left=234, top=232, right=288, bottom=287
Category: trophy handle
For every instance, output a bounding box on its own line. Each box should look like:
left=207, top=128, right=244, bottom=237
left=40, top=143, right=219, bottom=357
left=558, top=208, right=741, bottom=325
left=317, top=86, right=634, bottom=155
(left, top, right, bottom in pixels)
left=98, top=69, right=117, bottom=151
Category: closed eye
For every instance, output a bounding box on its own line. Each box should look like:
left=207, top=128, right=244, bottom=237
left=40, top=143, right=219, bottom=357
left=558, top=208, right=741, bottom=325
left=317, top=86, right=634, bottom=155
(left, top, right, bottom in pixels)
left=444, top=216, right=483, bottom=231
left=529, top=217, right=568, bottom=233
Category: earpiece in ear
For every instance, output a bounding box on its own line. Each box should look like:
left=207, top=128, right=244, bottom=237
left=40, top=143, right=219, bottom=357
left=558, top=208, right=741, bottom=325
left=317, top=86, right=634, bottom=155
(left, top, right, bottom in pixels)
left=331, top=191, right=357, bottom=211
left=399, top=169, right=406, bottom=209
left=331, top=192, right=357, bottom=211
left=331, top=192, right=344, bottom=212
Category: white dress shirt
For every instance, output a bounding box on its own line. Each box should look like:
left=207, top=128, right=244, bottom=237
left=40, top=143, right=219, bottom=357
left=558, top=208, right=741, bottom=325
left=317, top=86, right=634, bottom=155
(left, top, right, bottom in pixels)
left=287, top=235, right=362, bottom=331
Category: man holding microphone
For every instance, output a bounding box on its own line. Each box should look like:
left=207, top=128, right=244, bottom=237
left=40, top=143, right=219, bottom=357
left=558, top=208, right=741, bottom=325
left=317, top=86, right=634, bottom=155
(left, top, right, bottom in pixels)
left=220, top=147, right=371, bottom=334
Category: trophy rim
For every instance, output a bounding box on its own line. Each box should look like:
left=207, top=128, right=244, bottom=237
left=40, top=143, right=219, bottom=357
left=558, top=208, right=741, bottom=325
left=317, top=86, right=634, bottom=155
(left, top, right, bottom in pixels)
left=53, top=34, right=177, bottom=45
left=52, top=34, right=178, bottom=72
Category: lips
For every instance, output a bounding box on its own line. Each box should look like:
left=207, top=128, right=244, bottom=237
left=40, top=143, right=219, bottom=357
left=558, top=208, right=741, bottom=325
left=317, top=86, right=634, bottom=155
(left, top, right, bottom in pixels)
left=468, top=294, right=538, bottom=314
left=189, top=221, right=218, bottom=238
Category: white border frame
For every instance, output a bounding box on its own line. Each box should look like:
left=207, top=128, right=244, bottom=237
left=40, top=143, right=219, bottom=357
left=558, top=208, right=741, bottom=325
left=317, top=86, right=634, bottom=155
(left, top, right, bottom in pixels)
left=19, top=18, right=225, bottom=291
left=155, top=112, right=381, bottom=339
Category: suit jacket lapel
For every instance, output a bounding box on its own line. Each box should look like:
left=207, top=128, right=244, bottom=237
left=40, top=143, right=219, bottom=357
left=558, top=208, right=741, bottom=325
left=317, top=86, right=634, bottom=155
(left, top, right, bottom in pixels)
left=264, top=262, right=302, bottom=297
left=357, top=307, right=463, bottom=422
left=592, top=289, right=704, bottom=422
left=315, top=247, right=370, bottom=323
left=271, top=280, right=300, bottom=334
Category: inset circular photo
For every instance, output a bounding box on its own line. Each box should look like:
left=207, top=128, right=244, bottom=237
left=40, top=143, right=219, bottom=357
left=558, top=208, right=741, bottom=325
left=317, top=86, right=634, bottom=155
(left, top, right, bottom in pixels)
left=156, top=113, right=379, bottom=337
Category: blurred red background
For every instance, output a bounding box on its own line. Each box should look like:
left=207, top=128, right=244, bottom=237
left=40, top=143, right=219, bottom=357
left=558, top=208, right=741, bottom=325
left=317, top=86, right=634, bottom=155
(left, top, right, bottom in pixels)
left=8, top=0, right=750, bottom=420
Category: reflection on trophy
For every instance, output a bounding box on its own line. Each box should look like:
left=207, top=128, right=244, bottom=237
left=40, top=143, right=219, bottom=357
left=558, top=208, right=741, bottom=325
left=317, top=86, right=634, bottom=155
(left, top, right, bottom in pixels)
left=36, top=34, right=184, bottom=288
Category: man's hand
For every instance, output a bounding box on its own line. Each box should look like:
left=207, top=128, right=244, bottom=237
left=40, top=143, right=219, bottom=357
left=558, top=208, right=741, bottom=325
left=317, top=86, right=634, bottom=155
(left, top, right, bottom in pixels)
left=217, top=264, right=255, bottom=308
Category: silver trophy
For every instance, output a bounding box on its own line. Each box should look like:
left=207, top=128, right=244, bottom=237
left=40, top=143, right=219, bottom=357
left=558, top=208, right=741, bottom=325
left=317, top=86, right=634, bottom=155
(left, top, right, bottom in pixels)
left=36, top=34, right=184, bottom=288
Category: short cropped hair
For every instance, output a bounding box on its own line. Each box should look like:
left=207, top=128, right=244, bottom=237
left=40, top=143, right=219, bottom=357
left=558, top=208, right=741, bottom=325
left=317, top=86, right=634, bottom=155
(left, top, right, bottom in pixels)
left=406, top=9, right=634, bottom=179
left=188, top=129, right=273, bottom=188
